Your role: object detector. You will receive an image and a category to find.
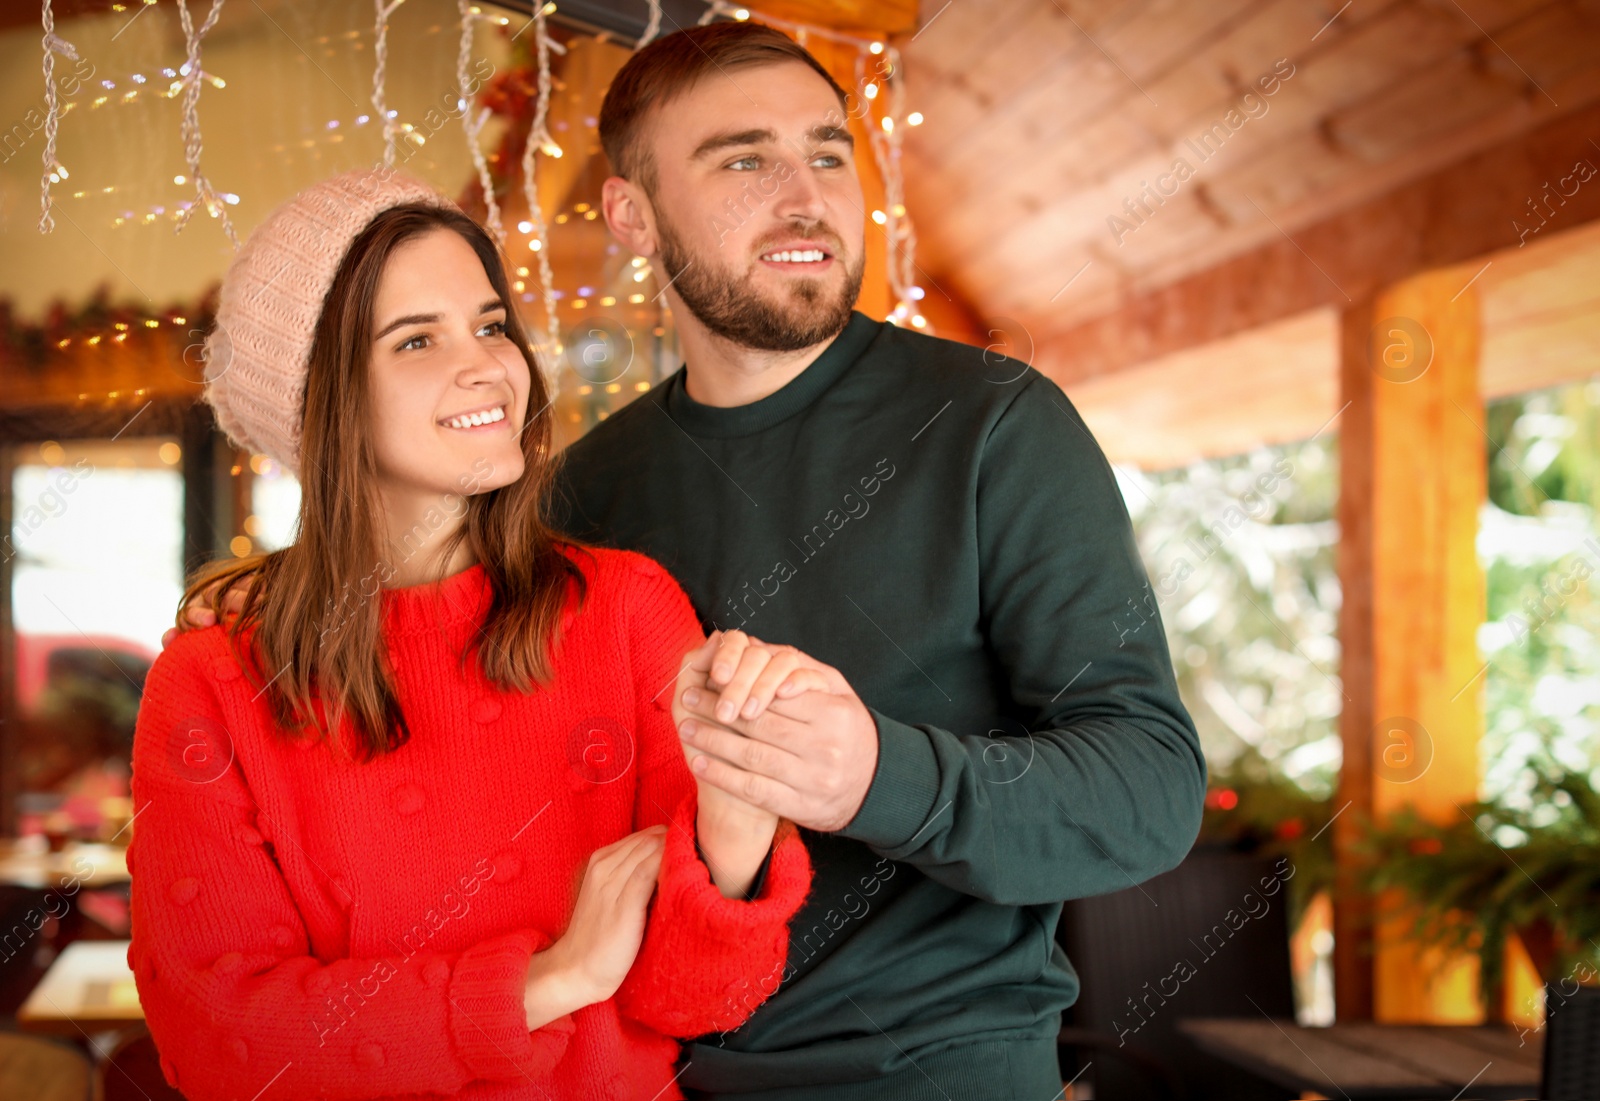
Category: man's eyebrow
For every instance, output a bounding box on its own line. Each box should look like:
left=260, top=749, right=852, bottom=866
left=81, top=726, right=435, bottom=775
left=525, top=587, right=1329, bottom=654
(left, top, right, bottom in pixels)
left=690, top=123, right=855, bottom=162
left=373, top=298, right=504, bottom=342
left=808, top=123, right=853, bottom=150
left=691, top=127, right=778, bottom=161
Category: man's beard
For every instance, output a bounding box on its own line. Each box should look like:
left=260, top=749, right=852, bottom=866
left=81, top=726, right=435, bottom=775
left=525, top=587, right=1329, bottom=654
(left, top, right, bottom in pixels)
left=655, top=208, right=864, bottom=353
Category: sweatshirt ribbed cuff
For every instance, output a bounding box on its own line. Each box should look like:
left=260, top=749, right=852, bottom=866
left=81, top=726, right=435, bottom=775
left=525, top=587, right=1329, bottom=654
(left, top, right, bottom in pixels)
left=449, top=931, right=575, bottom=1080
left=837, top=708, right=942, bottom=851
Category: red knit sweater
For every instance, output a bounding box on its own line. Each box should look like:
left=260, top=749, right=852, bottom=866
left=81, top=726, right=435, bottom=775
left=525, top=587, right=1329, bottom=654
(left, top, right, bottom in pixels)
left=127, top=545, right=812, bottom=1101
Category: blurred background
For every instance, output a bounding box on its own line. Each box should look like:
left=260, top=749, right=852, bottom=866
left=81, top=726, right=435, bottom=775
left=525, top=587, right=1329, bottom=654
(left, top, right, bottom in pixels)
left=0, top=0, right=1597, bottom=1097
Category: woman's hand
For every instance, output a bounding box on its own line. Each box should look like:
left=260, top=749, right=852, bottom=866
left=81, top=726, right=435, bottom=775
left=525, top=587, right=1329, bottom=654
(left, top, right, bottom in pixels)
left=160, top=576, right=249, bottom=648
left=523, top=825, right=665, bottom=1028
left=670, top=632, right=832, bottom=777
left=678, top=631, right=835, bottom=727
left=671, top=632, right=834, bottom=897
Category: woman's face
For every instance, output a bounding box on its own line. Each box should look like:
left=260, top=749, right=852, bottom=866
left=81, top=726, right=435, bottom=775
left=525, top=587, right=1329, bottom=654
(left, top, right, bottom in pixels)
left=366, top=227, right=530, bottom=511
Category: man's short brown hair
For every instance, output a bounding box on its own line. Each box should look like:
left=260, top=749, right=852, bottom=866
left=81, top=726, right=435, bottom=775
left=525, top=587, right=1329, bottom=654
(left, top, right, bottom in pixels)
left=599, top=22, right=850, bottom=194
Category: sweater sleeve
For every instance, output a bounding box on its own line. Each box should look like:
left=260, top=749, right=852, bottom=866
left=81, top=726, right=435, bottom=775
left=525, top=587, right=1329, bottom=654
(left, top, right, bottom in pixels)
left=834, top=376, right=1208, bottom=906
left=127, top=638, right=576, bottom=1101
left=609, top=555, right=813, bottom=1038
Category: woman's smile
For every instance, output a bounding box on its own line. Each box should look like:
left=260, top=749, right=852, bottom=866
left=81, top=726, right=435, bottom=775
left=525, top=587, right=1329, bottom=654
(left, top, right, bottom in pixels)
left=439, top=402, right=510, bottom=431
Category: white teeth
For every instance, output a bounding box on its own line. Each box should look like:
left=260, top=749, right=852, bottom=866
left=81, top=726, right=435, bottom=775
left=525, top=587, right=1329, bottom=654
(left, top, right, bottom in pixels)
left=763, top=249, right=825, bottom=263
left=443, top=405, right=506, bottom=429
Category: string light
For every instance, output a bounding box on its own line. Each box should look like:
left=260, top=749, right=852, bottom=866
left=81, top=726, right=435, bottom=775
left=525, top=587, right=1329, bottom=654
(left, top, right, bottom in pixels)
left=372, top=0, right=406, bottom=165
left=38, top=0, right=928, bottom=372
left=172, top=0, right=240, bottom=249
left=457, top=0, right=503, bottom=243
left=518, top=3, right=566, bottom=378
left=38, top=1, right=80, bottom=233
left=638, top=0, right=663, bottom=47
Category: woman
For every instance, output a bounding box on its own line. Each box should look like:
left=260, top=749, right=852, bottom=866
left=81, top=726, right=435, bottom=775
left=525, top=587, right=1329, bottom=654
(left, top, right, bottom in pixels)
left=128, top=168, right=812, bottom=1100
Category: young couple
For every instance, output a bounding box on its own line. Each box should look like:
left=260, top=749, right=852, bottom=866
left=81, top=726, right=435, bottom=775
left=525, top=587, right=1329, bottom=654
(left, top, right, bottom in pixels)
left=134, top=21, right=1204, bottom=1101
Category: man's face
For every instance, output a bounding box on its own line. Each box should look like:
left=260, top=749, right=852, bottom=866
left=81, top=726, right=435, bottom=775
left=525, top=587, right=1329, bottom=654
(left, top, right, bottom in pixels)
left=639, top=60, right=866, bottom=352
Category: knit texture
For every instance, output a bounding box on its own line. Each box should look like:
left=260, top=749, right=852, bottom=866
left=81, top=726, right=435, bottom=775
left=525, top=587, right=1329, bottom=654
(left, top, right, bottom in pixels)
left=127, top=545, right=812, bottom=1100
left=203, top=167, right=455, bottom=476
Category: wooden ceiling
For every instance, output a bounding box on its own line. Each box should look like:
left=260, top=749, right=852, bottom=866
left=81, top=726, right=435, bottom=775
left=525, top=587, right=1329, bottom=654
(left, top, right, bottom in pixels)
left=897, top=0, right=1600, bottom=370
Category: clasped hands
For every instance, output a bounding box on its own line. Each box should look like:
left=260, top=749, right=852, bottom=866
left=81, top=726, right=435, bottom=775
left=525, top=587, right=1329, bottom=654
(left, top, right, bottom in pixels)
left=672, top=630, right=878, bottom=835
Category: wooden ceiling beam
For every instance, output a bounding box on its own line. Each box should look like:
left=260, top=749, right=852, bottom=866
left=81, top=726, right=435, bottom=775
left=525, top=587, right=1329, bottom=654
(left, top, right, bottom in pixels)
left=904, top=0, right=1592, bottom=334
left=1031, top=99, right=1600, bottom=387
left=751, top=0, right=918, bottom=35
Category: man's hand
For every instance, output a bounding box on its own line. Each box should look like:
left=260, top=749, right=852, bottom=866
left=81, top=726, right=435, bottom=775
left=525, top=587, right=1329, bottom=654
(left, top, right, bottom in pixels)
left=161, top=576, right=249, bottom=648
left=674, top=631, right=878, bottom=833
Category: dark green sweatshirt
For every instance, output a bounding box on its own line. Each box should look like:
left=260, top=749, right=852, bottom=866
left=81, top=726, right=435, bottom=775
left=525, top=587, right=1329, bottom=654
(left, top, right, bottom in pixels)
left=550, top=310, right=1205, bottom=1100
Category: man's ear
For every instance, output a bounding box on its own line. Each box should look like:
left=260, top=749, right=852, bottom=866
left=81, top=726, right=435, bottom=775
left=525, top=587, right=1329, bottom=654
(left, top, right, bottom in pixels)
left=601, top=175, right=658, bottom=258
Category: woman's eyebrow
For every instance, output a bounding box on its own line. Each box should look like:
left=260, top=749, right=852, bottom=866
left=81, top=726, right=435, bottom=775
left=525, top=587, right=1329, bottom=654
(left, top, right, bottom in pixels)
left=374, top=298, right=504, bottom=341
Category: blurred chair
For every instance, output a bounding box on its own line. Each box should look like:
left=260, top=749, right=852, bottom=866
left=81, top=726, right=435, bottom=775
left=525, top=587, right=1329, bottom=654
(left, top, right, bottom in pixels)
left=0, top=1033, right=91, bottom=1101
left=1541, top=981, right=1600, bottom=1101
left=99, top=1030, right=186, bottom=1101
left=0, top=886, right=60, bottom=1018
left=1057, top=844, right=1298, bottom=1101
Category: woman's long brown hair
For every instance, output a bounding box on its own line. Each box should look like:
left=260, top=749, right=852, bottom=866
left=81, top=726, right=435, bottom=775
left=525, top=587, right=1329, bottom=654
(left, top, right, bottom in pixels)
left=186, top=202, right=586, bottom=759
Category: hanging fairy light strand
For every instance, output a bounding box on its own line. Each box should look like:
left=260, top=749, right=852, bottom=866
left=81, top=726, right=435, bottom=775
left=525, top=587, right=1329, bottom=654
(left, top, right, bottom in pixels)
left=638, top=0, right=664, bottom=47
left=172, top=0, right=240, bottom=249
left=456, top=0, right=505, bottom=245
left=858, top=45, right=921, bottom=328
left=372, top=0, right=406, bottom=166
left=37, top=0, right=80, bottom=234
left=519, top=3, right=565, bottom=381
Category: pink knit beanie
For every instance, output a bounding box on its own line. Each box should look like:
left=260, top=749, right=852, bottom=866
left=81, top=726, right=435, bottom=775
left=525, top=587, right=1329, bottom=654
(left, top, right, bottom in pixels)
left=202, top=167, right=460, bottom=477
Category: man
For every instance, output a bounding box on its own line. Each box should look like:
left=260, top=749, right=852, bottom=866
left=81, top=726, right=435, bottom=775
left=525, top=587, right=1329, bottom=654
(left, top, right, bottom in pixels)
left=551, top=21, right=1206, bottom=1100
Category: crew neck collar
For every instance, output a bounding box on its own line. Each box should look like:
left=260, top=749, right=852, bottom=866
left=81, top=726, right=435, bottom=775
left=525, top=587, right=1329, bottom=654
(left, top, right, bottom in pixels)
left=662, top=310, right=882, bottom=438
left=380, top=562, right=490, bottom=635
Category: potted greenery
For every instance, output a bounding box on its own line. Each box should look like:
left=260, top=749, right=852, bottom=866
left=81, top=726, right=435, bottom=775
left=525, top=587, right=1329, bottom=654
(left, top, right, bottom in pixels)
left=1359, top=767, right=1600, bottom=1019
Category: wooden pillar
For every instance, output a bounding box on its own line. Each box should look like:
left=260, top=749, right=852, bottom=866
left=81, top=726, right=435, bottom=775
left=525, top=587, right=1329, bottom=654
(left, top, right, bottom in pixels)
left=1335, top=267, right=1488, bottom=1021
left=181, top=404, right=240, bottom=577
left=0, top=441, right=17, bottom=836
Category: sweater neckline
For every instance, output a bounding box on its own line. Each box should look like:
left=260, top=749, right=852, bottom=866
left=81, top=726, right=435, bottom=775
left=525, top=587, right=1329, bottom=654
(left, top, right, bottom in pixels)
left=661, top=310, right=882, bottom=438
left=379, top=562, right=491, bottom=635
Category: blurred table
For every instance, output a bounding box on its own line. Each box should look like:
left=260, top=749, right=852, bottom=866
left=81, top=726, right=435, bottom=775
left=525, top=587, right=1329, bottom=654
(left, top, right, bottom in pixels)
left=0, top=839, right=129, bottom=890
left=16, top=940, right=143, bottom=1036
left=1179, top=1019, right=1542, bottom=1100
